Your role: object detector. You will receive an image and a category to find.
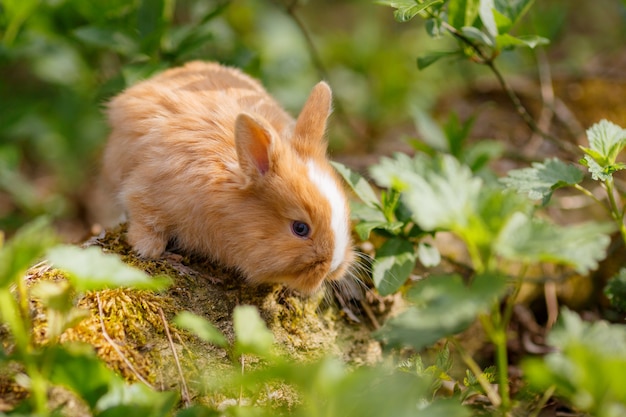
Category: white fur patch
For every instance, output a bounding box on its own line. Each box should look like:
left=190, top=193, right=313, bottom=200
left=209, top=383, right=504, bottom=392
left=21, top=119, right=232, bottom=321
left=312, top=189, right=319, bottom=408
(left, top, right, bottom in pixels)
left=306, top=160, right=349, bottom=272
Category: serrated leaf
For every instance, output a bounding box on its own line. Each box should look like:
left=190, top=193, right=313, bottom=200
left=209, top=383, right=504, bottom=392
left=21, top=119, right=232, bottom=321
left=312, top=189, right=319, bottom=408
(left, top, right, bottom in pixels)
left=233, top=305, right=274, bottom=357
left=47, top=245, right=171, bottom=292
left=370, top=154, right=482, bottom=232
left=523, top=308, right=626, bottom=416
left=582, top=120, right=626, bottom=173
left=496, top=213, right=613, bottom=273
left=377, top=0, right=444, bottom=22
left=0, top=217, right=57, bottom=288
left=501, top=158, right=584, bottom=204
left=173, top=311, right=227, bottom=347
left=331, top=161, right=380, bottom=208
left=373, top=237, right=417, bottom=295
left=377, top=273, right=507, bottom=350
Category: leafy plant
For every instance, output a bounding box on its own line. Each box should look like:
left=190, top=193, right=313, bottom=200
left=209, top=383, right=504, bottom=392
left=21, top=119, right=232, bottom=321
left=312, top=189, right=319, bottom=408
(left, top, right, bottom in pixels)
left=0, top=218, right=173, bottom=416
left=524, top=308, right=626, bottom=417
left=335, top=124, right=613, bottom=412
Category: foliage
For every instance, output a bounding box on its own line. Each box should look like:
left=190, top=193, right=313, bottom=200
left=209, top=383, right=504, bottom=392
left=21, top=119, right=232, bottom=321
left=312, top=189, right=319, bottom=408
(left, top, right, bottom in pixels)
left=0, top=218, right=177, bottom=416
left=378, top=0, right=548, bottom=69
left=524, top=309, right=626, bottom=417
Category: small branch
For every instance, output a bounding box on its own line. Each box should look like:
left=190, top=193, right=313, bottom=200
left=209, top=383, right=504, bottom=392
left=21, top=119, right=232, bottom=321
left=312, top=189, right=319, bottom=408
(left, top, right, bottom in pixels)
left=159, top=307, right=191, bottom=406
left=96, top=293, right=154, bottom=388
left=440, top=21, right=579, bottom=156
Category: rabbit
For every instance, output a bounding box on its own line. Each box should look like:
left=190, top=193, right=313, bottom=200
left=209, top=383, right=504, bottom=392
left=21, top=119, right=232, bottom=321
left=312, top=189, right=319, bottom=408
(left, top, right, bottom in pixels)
left=102, top=61, right=354, bottom=294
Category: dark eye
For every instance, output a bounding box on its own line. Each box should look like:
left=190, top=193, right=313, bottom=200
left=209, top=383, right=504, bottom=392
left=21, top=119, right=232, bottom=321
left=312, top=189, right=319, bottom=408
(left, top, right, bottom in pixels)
left=291, top=221, right=311, bottom=238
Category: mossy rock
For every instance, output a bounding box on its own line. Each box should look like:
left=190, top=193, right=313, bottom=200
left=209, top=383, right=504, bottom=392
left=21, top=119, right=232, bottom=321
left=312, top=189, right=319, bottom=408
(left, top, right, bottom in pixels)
left=19, top=224, right=384, bottom=408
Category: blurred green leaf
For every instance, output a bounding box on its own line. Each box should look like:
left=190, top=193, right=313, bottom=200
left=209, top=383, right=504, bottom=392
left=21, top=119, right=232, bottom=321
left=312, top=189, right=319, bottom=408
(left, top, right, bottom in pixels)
left=73, top=26, right=138, bottom=56
left=447, top=0, right=480, bottom=28
left=378, top=0, right=444, bottom=23
left=496, top=33, right=549, bottom=49
left=501, top=158, right=584, bottom=204
left=605, top=268, right=626, bottom=313
left=0, top=217, right=57, bottom=288
left=496, top=212, right=613, bottom=273
left=47, top=245, right=171, bottom=292
left=175, top=405, right=220, bottom=417
left=46, top=343, right=120, bottom=410
left=378, top=273, right=507, bottom=350
left=417, top=51, right=460, bottom=70
left=478, top=0, right=498, bottom=37
left=373, top=237, right=417, bottom=295
left=460, top=26, right=495, bottom=47
left=1, top=0, right=39, bottom=45
left=331, top=161, right=380, bottom=208
left=173, top=311, right=228, bottom=348
left=233, top=306, right=274, bottom=358
left=523, top=309, right=626, bottom=417
left=96, top=380, right=179, bottom=417
left=417, top=242, right=441, bottom=267
left=138, top=0, right=166, bottom=56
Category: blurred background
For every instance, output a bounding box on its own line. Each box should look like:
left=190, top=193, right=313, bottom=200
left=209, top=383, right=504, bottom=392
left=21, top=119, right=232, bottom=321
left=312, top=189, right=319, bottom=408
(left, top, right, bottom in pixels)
left=1, top=0, right=626, bottom=241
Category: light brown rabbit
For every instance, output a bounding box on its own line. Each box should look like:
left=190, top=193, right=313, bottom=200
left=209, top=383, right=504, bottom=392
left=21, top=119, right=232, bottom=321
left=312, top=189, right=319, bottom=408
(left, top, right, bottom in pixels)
left=102, top=61, right=354, bottom=294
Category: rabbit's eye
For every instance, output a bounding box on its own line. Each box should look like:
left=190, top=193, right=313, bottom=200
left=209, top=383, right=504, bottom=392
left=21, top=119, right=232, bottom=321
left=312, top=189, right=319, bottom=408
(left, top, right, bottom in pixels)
left=291, top=221, right=311, bottom=238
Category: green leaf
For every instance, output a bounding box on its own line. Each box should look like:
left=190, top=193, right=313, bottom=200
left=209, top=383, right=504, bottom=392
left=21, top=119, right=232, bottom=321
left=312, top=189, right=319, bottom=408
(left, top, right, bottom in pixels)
left=173, top=311, right=228, bottom=348
left=73, top=26, right=138, bottom=56
left=501, top=158, right=584, bottom=204
left=496, top=213, right=613, bottom=273
left=412, top=108, right=448, bottom=152
left=417, top=242, right=441, bottom=267
left=47, top=245, right=171, bottom=292
left=496, top=33, right=549, bottom=49
left=583, top=119, right=626, bottom=167
left=96, top=381, right=179, bottom=417
left=460, top=26, right=495, bottom=47
left=417, top=50, right=459, bottom=69
left=233, top=305, right=274, bottom=357
left=0, top=217, right=57, bottom=288
left=523, top=308, right=626, bottom=416
left=377, top=273, right=508, bottom=350
left=447, top=0, right=480, bottom=28
left=137, top=0, right=166, bottom=56
left=370, top=154, right=482, bottom=232
left=175, top=405, right=221, bottom=417
left=478, top=0, right=498, bottom=37
left=373, top=237, right=417, bottom=296
left=605, top=268, right=626, bottom=312
left=331, top=161, right=380, bottom=208
left=377, top=0, right=444, bottom=22
left=46, top=343, right=121, bottom=410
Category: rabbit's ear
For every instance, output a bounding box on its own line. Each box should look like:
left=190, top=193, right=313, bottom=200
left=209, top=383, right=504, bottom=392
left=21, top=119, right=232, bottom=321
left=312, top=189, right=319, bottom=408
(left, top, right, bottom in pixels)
left=235, top=113, right=274, bottom=176
left=294, top=82, right=332, bottom=149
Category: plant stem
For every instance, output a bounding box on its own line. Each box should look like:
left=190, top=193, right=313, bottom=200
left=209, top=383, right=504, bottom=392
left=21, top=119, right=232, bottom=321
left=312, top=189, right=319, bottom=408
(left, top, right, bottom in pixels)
left=439, top=21, right=577, bottom=156
left=605, top=178, right=626, bottom=245
left=0, top=290, right=48, bottom=415
left=450, top=338, right=501, bottom=408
